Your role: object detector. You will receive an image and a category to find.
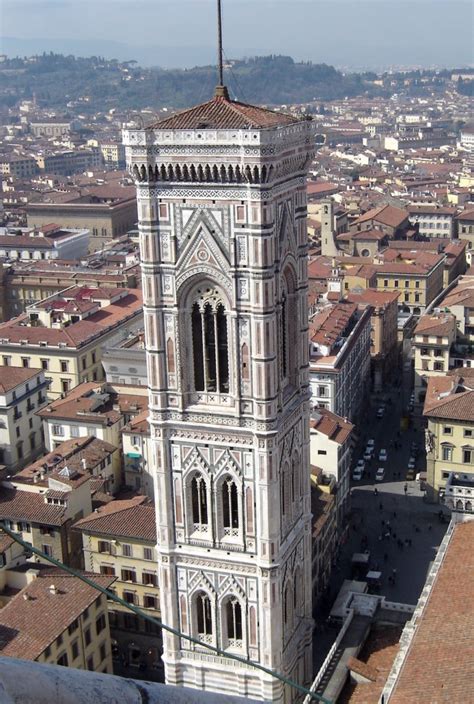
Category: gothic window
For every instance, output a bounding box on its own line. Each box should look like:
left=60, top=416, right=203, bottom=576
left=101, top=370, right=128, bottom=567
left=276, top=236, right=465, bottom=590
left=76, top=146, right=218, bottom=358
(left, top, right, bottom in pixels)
left=226, top=598, right=243, bottom=645
left=279, top=268, right=298, bottom=387
left=195, top=592, right=213, bottom=639
left=222, top=477, right=239, bottom=535
left=191, top=291, right=229, bottom=394
left=191, top=475, right=208, bottom=528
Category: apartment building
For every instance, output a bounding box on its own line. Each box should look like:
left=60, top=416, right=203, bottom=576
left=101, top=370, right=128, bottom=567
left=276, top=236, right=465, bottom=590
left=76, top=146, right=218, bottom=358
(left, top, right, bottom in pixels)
left=26, top=188, right=137, bottom=253
left=121, top=410, right=152, bottom=496
left=408, top=205, right=457, bottom=239
left=386, top=239, right=467, bottom=288
left=102, top=331, right=147, bottom=386
left=11, top=435, right=118, bottom=497
left=0, top=224, right=89, bottom=262
left=423, top=371, right=474, bottom=501
left=309, top=408, right=354, bottom=523
left=0, top=463, right=92, bottom=567
left=38, top=382, right=147, bottom=490
left=0, top=287, right=143, bottom=399
left=35, top=148, right=101, bottom=176
left=349, top=204, right=411, bottom=239
left=346, top=288, right=400, bottom=389
left=29, top=120, right=72, bottom=137
left=375, top=250, right=445, bottom=315
left=0, top=155, right=38, bottom=179
left=1, top=258, right=139, bottom=318
left=0, top=570, right=115, bottom=674
left=456, top=209, right=474, bottom=256
left=0, top=367, right=48, bottom=472
left=74, top=497, right=162, bottom=678
left=412, top=313, right=457, bottom=410
left=441, top=276, right=474, bottom=343
left=310, top=479, right=337, bottom=600
left=309, top=302, right=372, bottom=422
left=100, top=143, right=126, bottom=169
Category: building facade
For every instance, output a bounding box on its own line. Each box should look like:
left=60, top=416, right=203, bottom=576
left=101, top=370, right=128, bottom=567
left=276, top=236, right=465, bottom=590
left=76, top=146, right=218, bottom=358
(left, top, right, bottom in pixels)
left=124, top=89, right=315, bottom=702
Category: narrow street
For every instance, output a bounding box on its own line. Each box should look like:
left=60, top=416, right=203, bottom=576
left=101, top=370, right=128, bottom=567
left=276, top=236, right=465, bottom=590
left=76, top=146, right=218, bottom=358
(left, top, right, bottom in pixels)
left=312, top=356, right=449, bottom=673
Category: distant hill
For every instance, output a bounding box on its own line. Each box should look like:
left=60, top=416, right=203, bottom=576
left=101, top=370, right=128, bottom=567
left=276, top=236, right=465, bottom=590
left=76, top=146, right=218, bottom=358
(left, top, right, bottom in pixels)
left=0, top=53, right=468, bottom=112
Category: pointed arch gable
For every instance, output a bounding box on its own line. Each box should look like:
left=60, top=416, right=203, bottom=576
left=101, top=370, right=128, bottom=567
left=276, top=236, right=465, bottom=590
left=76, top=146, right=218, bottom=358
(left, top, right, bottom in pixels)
left=176, top=213, right=230, bottom=273
left=214, top=448, right=242, bottom=480
left=182, top=446, right=210, bottom=476
left=217, top=575, right=246, bottom=603
left=187, top=570, right=216, bottom=597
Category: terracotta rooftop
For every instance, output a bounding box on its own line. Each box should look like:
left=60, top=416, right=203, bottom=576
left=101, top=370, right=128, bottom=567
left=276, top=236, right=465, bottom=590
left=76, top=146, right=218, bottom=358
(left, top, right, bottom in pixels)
left=310, top=408, right=354, bottom=445
left=74, top=496, right=156, bottom=542
left=0, top=366, right=42, bottom=393
left=0, top=569, right=115, bottom=661
left=339, top=626, right=403, bottom=703
left=13, top=436, right=117, bottom=489
left=414, top=312, right=456, bottom=337
left=456, top=209, right=474, bottom=221
left=309, top=303, right=357, bottom=348
left=389, top=522, right=474, bottom=704
left=423, top=381, right=474, bottom=422
left=146, top=92, right=302, bottom=131
left=0, top=487, right=68, bottom=526
left=353, top=204, right=409, bottom=229
left=346, top=288, right=400, bottom=308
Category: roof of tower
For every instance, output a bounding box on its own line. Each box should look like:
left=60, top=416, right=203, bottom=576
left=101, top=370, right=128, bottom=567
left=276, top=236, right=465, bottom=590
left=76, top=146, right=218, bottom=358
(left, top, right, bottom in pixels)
left=146, top=91, right=305, bottom=131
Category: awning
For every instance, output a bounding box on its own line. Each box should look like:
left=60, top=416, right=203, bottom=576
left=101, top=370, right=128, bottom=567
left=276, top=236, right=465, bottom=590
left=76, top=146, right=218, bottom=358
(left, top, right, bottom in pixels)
left=126, top=452, right=142, bottom=459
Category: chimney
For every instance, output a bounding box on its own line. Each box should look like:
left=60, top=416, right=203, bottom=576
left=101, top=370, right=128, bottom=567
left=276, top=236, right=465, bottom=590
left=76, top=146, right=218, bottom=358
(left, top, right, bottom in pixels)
left=23, top=593, right=31, bottom=601
left=49, top=584, right=57, bottom=595
left=81, top=458, right=87, bottom=471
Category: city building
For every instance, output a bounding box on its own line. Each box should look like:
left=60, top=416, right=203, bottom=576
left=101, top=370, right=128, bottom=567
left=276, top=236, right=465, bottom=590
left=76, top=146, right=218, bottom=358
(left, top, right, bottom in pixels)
left=124, top=86, right=315, bottom=701
left=456, top=209, right=474, bottom=257
left=121, top=410, right=153, bottom=496
left=423, top=371, right=474, bottom=501
left=375, top=250, right=445, bottom=315
left=10, top=435, right=118, bottom=498
left=100, top=142, right=126, bottom=169
left=310, top=476, right=337, bottom=601
left=0, top=224, right=89, bottom=262
left=102, top=331, right=147, bottom=386
left=0, top=287, right=143, bottom=399
left=0, top=570, right=115, bottom=674
left=309, top=408, right=354, bottom=524
left=309, top=302, right=372, bottom=422
left=29, top=120, right=73, bottom=138
left=26, top=187, right=138, bottom=253
left=1, top=257, right=139, bottom=319
left=349, top=204, right=411, bottom=239
left=412, top=312, right=457, bottom=410
left=407, top=204, right=457, bottom=239
left=346, top=289, right=400, bottom=390
left=74, top=496, right=162, bottom=679
left=0, top=366, right=48, bottom=472
left=0, top=155, right=38, bottom=179
left=35, top=148, right=101, bottom=176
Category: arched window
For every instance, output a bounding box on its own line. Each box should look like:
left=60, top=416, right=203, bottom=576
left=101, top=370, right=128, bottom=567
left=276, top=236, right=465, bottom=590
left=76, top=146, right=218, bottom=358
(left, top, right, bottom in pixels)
left=222, top=477, right=239, bottom=535
left=191, top=475, right=208, bottom=528
left=280, top=268, right=298, bottom=386
left=191, top=291, right=229, bottom=394
left=195, top=592, right=212, bottom=638
left=226, top=598, right=242, bottom=644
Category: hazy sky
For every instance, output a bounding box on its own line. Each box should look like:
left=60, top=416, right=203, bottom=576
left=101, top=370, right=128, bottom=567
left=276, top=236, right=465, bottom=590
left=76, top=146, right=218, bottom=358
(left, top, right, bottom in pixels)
left=1, top=0, right=473, bottom=70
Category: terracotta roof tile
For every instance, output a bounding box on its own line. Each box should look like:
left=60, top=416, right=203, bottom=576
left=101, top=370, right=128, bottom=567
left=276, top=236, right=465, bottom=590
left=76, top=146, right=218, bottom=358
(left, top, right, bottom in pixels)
left=74, top=497, right=156, bottom=542
left=0, top=570, right=115, bottom=660
left=0, top=366, right=43, bottom=393
left=146, top=94, right=302, bottom=131
left=0, top=487, right=68, bottom=526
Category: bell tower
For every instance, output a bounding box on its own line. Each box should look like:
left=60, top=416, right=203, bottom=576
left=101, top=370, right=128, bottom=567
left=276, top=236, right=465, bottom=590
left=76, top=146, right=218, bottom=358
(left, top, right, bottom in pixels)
left=124, top=89, right=315, bottom=701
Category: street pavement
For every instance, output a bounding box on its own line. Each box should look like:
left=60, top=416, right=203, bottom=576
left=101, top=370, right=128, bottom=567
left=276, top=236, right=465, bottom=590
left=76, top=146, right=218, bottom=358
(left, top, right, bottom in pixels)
left=312, top=367, right=449, bottom=673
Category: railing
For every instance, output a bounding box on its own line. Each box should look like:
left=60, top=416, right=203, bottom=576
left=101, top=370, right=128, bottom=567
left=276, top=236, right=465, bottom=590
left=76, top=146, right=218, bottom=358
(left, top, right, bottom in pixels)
left=304, top=609, right=354, bottom=703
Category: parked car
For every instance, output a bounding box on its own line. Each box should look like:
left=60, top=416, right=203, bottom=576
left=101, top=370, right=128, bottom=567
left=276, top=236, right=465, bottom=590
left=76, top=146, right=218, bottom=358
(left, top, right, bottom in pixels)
left=376, top=407, right=385, bottom=419
left=408, top=456, right=416, bottom=469
left=375, top=467, right=385, bottom=481
left=367, top=438, right=375, bottom=448
left=406, top=469, right=416, bottom=481
left=363, top=448, right=373, bottom=461
left=378, top=449, right=388, bottom=462
left=352, top=467, right=363, bottom=481
left=356, top=459, right=365, bottom=472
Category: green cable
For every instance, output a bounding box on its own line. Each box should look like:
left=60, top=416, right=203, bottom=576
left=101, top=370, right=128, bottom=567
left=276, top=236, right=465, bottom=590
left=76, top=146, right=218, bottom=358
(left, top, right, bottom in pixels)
left=0, top=523, right=331, bottom=704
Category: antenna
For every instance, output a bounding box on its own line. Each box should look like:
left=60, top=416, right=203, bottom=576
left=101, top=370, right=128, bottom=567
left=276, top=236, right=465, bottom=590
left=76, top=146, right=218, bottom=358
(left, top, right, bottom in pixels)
left=215, top=0, right=229, bottom=98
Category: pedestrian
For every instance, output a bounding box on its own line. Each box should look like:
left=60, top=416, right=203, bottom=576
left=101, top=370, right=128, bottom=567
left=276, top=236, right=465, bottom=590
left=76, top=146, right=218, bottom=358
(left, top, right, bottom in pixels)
left=393, top=511, right=397, bottom=519
left=404, top=483, right=408, bottom=495
left=379, top=502, right=383, bottom=510
left=374, top=487, right=378, bottom=496
left=381, top=519, right=385, bottom=527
